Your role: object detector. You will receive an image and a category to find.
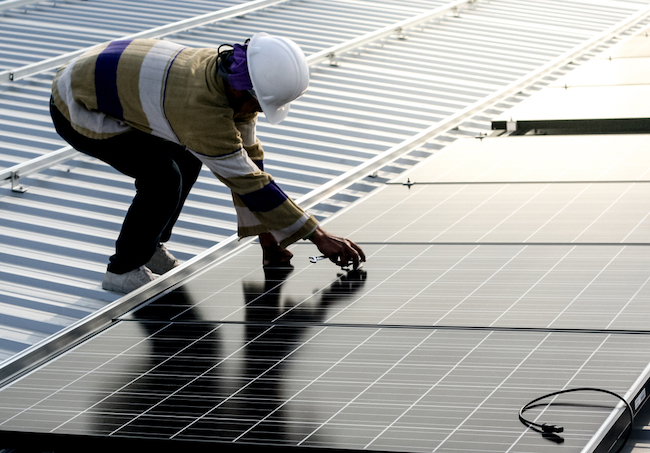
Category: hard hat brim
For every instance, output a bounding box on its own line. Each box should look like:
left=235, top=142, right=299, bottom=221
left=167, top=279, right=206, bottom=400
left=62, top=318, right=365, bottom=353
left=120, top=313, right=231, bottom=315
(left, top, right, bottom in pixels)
left=260, top=98, right=290, bottom=125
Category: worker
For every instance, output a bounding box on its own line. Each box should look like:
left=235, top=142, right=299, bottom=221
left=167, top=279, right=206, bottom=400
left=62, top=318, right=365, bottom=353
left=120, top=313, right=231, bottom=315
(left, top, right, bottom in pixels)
left=50, top=32, right=365, bottom=294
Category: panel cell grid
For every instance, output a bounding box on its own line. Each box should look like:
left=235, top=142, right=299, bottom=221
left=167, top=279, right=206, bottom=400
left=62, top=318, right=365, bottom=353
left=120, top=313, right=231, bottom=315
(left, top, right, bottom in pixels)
left=1, top=132, right=649, bottom=452
left=124, top=242, right=650, bottom=332
left=0, top=322, right=648, bottom=453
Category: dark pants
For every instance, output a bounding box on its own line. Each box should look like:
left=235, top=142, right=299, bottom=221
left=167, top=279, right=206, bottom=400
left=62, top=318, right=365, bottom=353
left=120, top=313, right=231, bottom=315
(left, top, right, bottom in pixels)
left=50, top=100, right=202, bottom=274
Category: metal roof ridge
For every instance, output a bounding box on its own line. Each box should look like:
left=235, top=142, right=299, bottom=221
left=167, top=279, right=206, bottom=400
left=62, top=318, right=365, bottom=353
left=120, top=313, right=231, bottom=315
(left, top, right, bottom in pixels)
left=306, top=0, right=475, bottom=67
left=2, top=0, right=476, bottom=188
left=0, top=0, right=43, bottom=13
left=0, top=0, right=289, bottom=83
left=2, top=0, right=650, bottom=393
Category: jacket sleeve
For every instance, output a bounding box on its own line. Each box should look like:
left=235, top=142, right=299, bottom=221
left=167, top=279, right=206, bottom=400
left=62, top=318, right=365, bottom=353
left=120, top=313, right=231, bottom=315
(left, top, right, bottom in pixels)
left=176, top=71, right=319, bottom=247
left=189, top=142, right=318, bottom=248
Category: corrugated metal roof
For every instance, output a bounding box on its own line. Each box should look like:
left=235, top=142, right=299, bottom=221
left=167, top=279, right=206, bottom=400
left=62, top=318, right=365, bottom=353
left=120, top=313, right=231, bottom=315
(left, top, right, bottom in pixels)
left=1, top=0, right=649, bottom=362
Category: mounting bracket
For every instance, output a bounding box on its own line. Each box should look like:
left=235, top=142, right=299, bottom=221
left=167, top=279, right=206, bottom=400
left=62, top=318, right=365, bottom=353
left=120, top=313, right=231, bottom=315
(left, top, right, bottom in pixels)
left=10, top=171, right=27, bottom=193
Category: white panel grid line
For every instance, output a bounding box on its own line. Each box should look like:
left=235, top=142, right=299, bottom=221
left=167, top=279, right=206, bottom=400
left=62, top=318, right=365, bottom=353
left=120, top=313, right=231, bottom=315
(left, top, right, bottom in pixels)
left=2, top=2, right=650, bottom=452
left=0, top=322, right=173, bottom=429
left=243, top=267, right=320, bottom=323
left=168, top=325, right=332, bottom=440
left=1, top=323, right=648, bottom=452
left=52, top=323, right=224, bottom=433
left=233, top=327, right=384, bottom=443
left=296, top=329, right=439, bottom=447
left=605, top=274, right=650, bottom=330
left=521, top=183, right=593, bottom=244
left=546, top=247, right=626, bottom=329
left=372, top=244, right=465, bottom=325
left=385, top=185, right=466, bottom=244
left=168, top=264, right=262, bottom=322
left=108, top=323, right=281, bottom=437
left=322, top=244, right=462, bottom=325
left=433, top=246, right=528, bottom=326
left=571, top=184, right=635, bottom=244
left=428, top=185, right=510, bottom=243
left=475, top=183, right=553, bottom=243
left=315, top=183, right=454, bottom=244
left=621, top=207, right=650, bottom=243
left=504, top=334, right=612, bottom=453
left=363, top=330, right=495, bottom=450
left=489, top=246, right=576, bottom=327
left=273, top=244, right=388, bottom=323
left=432, top=332, right=553, bottom=453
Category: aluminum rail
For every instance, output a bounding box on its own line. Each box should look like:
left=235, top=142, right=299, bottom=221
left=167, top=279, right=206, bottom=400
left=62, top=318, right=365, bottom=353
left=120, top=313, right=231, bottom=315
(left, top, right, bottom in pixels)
left=584, top=361, right=650, bottom=453
left=0, top=0, right=42, bottom=13
left=0, top=146, right=76, bottom=192
left=2, top=0, right=478, bottom=189
left=306, top=0, right=475, bottom=66
left=2, top=4, right=649, bottom=388
left=0, top=0, right=289, bottom=83
left=298, top=5, right=650, bottom=213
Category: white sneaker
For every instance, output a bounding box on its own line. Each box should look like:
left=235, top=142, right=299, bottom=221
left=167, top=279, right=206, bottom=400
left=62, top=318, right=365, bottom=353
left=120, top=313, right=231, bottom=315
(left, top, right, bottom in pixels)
left=102, top=266, right=157, bottom=294
left=145, top=243, right=179, bottom=274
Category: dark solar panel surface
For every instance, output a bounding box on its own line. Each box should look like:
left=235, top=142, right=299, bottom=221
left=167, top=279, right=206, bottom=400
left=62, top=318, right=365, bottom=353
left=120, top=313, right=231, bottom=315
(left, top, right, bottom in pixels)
left=0, top=134, right=649, bottom=452
left=126, top=243, right=650, bottom=332
left=1, top=320, right=649, bottom=452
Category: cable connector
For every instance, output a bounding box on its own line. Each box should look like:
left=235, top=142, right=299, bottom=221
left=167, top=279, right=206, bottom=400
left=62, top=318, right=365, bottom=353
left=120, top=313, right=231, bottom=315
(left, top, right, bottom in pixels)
left=541, top=424, right=564, bottom=433
left=519, top=387, right=634, bottom=453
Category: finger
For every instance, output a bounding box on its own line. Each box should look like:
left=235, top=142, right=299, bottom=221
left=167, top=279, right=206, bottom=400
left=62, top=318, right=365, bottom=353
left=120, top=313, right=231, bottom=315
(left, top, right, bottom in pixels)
left=350, top=248, right=360, bottom=269
left=350, top=241, right=366, bottom=262
left=339, top=249, right=349, bottom=267
left=339, top=241, right=360, bottom=268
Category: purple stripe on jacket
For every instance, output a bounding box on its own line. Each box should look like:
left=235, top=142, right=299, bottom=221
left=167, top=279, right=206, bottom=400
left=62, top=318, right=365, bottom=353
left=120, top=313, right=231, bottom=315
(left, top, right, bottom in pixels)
left=95, top=40, right=132, bottom=120
left=239, top=180, right=288, bottom=212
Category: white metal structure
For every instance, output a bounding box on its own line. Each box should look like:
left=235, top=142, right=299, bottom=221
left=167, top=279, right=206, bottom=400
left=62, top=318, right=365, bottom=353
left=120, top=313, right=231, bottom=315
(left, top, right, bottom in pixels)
left=1, top=0, right=649, bottom=367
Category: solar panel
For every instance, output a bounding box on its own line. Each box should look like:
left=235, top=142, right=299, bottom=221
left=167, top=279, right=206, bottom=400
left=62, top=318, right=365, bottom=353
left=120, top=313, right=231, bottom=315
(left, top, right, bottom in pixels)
left=392, top=134, right=650, bottom=184
left=1, top=321, right=649, bottom=452
left=492, top=29, right=650, bottom=135
left=122, top=242, right=650, bottom=332
left=490, top=86, right=650, bottom=133
left=0, top=133, right=649, bottom=452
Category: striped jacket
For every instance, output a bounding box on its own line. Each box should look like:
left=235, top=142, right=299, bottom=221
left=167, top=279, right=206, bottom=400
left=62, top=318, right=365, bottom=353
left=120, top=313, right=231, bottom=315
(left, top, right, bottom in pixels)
left=52, top=39, right=317, bottom=248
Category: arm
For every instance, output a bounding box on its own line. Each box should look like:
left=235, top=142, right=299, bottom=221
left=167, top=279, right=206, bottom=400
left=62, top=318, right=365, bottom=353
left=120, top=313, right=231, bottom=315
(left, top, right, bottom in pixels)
left=189, top=147, right=317, bottom=245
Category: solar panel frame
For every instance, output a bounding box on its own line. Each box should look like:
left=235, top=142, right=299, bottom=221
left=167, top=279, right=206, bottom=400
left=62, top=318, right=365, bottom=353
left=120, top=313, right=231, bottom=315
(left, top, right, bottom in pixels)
left=0, top=320, right=648, bottom=453
left=2, top=131, right=650, bottom=452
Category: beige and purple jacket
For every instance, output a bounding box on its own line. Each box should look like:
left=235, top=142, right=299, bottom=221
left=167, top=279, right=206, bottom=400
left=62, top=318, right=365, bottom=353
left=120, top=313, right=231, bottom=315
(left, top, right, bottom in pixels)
left=51, top=38, right=317, bottom=247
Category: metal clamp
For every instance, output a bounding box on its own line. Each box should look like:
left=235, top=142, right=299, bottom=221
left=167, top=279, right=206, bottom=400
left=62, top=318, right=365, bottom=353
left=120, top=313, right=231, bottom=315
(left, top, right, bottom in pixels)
left=326, top=52, right=340, bottom=67
left=10, top=171, right=27, bottom=193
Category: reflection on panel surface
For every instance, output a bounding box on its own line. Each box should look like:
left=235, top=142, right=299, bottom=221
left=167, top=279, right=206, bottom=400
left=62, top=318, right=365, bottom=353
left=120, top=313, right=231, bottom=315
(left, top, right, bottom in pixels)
left=2, top=319, right=650, bottom=452
left=395, top=135, right=650, bottom=184
left=126, top=243, right=650, bottom=331
left=323, top=183, right=650, bottom=244
left=1, top=129, right=649, bottom=452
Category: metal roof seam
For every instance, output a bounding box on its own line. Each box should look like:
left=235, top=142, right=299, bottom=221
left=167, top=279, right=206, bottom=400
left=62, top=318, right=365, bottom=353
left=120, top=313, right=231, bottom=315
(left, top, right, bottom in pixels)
left=0, top=0, right=648, bottom=369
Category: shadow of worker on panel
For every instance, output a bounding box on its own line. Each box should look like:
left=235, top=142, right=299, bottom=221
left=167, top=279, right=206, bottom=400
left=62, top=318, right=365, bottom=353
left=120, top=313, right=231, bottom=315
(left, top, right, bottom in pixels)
left=86, top=265, right=366, bottom=445
left=244, top=265, right=368, bottom=325
left=233, top=265, right=368, bottom=444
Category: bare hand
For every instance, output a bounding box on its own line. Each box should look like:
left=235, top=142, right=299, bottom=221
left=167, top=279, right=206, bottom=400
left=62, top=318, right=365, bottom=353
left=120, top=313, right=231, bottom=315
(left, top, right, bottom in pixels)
left=309, top=226, right=366, bottom=269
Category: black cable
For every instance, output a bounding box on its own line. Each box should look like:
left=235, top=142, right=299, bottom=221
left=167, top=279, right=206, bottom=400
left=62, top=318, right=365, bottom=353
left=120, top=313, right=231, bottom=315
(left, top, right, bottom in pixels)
left=519, top=387, right=634, bottom=453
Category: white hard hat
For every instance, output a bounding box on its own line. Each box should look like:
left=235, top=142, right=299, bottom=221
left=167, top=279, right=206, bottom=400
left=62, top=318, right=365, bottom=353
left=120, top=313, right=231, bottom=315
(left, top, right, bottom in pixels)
left=247, top=32, right=310, bottom=125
